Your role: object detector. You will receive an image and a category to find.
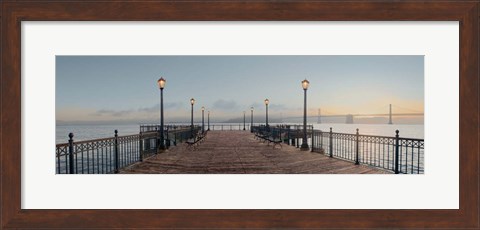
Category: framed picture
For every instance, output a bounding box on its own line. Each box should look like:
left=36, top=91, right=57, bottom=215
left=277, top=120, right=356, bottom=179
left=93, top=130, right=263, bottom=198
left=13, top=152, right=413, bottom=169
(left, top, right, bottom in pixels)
left=1, top=0, right=478, bottom=229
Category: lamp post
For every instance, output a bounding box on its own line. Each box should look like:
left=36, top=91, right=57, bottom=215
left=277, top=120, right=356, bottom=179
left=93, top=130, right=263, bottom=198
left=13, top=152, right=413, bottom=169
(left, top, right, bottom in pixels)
left=190, top=98, right=195, bottom=138
left=157, top=77, right=166, bottom=151
left=201, top=106, right=205, bottom=133
left=243, top=111, right=246, bottom=130
left=300, top=79, right=310, bottom=151
left=264, top=99, right=269, bottom=128
left=208, top=111, right=210, bottom=131
left=250, top=107, right=254, bottom=133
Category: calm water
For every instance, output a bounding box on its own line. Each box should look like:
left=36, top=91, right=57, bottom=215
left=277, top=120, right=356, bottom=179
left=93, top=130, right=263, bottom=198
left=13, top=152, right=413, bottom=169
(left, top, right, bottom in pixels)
left=56, top=124, right=140, bottom=144
left=56, top=123, right=423, bottom=144
left=312, top=124, right=423, bottom=139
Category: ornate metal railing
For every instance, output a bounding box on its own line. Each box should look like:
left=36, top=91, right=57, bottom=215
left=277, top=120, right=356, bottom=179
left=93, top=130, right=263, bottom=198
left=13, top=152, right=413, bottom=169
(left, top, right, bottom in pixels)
left=139, top=124, right=197, bottom=133
left=56, top=125, right=198, bottom=174
left=140, top=125, right=201, bottom=147
left=56, top=131, right=139, bottom=174
left=58, top=124, right=423, bottom=174
left=311, top=129, right=424, bottom=174
left=209, top=124, right=251, bottom=131
left=141, top=124, right=253, bottom=131
left=251, top=124, right=314, bottom=147
left=252, top=125, right=424, bottom=174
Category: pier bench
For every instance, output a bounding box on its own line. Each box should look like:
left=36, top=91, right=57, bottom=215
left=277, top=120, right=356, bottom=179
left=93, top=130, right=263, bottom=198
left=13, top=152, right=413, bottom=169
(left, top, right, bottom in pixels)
left=185, top=131, right=208, bottom=150
left=185, top=137, right=201, bottom=150
left=254, top=129, right=283, bottom=149
left=255, top=131, right=270, bottom=143
left=266, top=130, right=283, bottom=149
left=266, top=136, right=283, bottom=148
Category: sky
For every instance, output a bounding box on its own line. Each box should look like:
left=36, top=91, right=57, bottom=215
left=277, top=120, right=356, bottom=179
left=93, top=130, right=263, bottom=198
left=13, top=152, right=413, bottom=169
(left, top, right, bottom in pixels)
left=56, top=55, right=424, bottom=124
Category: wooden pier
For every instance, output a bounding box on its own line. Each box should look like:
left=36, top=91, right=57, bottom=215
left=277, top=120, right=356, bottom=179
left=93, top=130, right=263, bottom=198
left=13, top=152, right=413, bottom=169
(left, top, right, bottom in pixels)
left=121, top=131, right=390, bottom=174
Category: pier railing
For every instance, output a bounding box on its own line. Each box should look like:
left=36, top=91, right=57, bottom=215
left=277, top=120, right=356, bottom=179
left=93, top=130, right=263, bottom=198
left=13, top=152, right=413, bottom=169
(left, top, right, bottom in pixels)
left=210, top=124, right=251, bottom=131
left=251, top=124, right=314, bottom=147
left=57, top=124, right=424, bottom=174
left=55, top=131, right=140, bottom=174
left=141, top=123, right=253, bottom=131
left=253, top=125, right=424, bottom=174
left=139, top=124, right=201, bottom=147
left=56, top=125, right=198, bottom=174
left=139, top=124, right=198, bottom=133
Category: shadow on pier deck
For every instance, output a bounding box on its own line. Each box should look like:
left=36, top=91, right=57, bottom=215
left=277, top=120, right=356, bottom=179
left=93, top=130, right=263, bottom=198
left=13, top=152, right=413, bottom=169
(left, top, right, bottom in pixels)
left=121, top=131, right=390, bottom=174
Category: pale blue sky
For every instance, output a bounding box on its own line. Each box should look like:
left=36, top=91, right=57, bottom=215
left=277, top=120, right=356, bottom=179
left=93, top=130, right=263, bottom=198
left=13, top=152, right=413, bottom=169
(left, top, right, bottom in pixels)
left=56, top=56, right=423, bottom=124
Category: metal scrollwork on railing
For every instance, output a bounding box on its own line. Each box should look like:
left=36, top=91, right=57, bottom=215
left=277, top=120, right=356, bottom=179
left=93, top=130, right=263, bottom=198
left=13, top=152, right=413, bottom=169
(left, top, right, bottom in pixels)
left=57, top=125, right=202, bottom=174
left=251, top=125, right=424, bottom=174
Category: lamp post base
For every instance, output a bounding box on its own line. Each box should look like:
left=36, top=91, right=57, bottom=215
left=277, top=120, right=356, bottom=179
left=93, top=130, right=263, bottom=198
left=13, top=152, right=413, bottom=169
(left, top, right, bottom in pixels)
left=300, top=143, right=309, bottom=151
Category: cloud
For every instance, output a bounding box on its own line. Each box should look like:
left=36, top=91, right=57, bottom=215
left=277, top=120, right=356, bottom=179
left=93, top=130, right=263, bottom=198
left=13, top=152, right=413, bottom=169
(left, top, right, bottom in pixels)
left=248, top=102, right=262, bottom=109
left=213, top=99, right=237, bottom=110
left=248, top=102, right=287, bottom=111
left=268, top=103, right=287, bottom=111
left=138, top=102, right=181, bottom=113
left=92, top=109, right=134, bottom=117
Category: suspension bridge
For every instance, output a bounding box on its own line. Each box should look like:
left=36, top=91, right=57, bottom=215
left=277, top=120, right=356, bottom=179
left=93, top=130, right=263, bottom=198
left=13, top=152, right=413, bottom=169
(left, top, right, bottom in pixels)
left=283, top=104, right=424, bottom=124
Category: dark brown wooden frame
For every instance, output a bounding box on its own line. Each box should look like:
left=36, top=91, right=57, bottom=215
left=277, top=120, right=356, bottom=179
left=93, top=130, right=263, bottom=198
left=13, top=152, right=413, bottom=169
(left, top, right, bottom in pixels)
left=1, top=0, right=478, bottom=229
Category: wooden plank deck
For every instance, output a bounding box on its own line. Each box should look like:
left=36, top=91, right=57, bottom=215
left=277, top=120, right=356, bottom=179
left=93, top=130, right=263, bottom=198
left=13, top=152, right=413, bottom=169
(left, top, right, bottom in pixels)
left=121, top=131, right=390, bottom=174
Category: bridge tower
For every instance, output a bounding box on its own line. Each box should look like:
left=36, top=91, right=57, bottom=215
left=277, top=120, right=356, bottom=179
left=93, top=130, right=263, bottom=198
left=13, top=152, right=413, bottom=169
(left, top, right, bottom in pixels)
left=317, top=108, right=321, bottom=124
left=388, top=104, right=393, bottom=124
left=346, top=114, right=354, bottom=124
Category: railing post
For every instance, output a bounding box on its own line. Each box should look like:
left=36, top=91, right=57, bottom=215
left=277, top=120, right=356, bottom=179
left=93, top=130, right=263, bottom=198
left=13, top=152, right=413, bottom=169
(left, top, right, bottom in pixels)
left=311, top=129, right=315, bottom=152
left=174, top=132, right=177, bottom=146
left=68, top=133, right=75, bottom=174
left=355, top=128, right=359, bottom=165
left=329, top=127, right=333, bottom=157
left=165, top=128, right=170, bottom=149
left=394, top=130, right=400, bottom=174
left=114, top=130, right=119, bottom=173
left=295, top=127, right=298, bottom=148
left=139, top=133, right=143, bottom=162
